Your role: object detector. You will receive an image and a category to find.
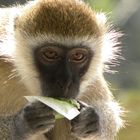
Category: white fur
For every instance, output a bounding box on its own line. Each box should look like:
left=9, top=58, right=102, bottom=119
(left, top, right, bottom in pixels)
left=0, top=8, right=19, bottom=57
left=96, top=13, right=107, bottom=29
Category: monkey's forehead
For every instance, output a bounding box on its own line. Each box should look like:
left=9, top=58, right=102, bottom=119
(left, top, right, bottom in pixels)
left=15, top=0, right=102, bottom=37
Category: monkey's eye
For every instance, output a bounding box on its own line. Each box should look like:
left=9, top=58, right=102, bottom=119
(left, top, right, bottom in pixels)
left=68, top=48, right=88, bottom=63
left=39, top=47, right=62, bottom=63
left=43, top=49, right=58, bottom=60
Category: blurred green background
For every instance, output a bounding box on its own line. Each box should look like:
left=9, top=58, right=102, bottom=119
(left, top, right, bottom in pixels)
left=89, top=1, right=140, bottom=139
left=0, top=0, right=140, bottom=139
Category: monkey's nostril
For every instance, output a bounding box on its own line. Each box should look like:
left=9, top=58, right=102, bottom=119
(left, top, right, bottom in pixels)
left=56, top=80, right=72, bottom=91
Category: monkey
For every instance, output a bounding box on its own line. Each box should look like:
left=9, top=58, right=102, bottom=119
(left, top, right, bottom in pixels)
left=0, top=0, right=124, bottom=140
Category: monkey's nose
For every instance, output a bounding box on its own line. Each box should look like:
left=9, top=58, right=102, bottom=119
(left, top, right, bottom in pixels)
left=56, top=80, right=71, bottom=91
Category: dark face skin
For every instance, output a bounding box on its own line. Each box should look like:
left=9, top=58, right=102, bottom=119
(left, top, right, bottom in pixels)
left=34, top=43, right=93, bottom=99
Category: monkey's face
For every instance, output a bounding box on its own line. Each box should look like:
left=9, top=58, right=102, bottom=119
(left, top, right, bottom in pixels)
left=14, top=34, right=103, bottom=99
left=13, top=0, right=108, bottom=98
left=34, top=44, right=93, bottom=98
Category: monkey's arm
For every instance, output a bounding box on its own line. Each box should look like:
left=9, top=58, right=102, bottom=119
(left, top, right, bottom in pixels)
left=0, top=59, right=52, bottom=140
left=71, top=77, right=123, bottom=140
left=0, top=101, right=55, bottom=140
left=0, top=116, right=25, bottom=140
left=0, top=117, right=14, bottom=140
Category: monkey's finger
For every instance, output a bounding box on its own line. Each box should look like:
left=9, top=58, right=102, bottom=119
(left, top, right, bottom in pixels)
left=77, top=100, right=89, bottom=110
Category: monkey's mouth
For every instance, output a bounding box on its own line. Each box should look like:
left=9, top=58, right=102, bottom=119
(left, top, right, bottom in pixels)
left=42, top=84, right=79, bottom=99
left=43, top=90, right=79, bottom=99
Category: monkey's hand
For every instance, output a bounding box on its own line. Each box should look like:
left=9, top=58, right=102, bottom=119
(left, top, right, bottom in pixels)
left=13, top=102, right=55, bottom=138
left=71, top=106, right=99, bottom=138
